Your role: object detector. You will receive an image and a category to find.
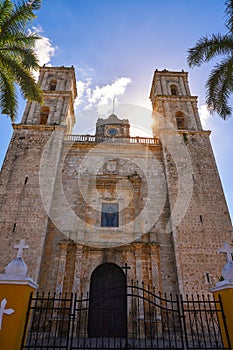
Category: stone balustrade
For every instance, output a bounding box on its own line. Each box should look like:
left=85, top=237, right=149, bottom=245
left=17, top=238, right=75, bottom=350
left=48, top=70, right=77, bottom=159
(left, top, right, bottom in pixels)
left=65, top=134, right=160, bottom=145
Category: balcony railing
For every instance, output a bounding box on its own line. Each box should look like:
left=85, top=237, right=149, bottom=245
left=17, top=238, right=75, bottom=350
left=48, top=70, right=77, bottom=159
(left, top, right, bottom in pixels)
left=64, top=134, right=160, bottom=145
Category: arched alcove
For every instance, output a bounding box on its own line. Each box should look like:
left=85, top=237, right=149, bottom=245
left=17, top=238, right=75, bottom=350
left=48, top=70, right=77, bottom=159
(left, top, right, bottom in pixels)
left=175, top=111, right=185, bottom=129
left=49, top=80, right=57, bottom=91
left=39, top=106, right=50, bottom=125
left=170, top=84, right=178, bottom=96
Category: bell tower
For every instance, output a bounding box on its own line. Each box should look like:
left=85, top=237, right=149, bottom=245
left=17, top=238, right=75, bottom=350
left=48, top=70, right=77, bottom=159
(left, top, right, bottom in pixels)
left=0, top=66, right=77, bottom=283
left=150, top=69, right=202, bottom=134
left=150, top=69, right=232, bottom=295
left=21, top=66, right=77, bottom=133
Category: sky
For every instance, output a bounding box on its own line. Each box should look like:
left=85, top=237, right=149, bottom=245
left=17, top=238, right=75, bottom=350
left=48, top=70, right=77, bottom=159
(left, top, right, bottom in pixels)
left=0, top=0, right=233, bottom=222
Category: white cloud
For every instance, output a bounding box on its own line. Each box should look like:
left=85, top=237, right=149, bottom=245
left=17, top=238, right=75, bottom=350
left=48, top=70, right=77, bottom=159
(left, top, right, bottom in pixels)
left=73, top=74, right=132, bottom=134
left=88, top=77, right=131, bottom=107
left=199, top=104, right=211, bottom=127
left=33, top=27, right=56, bottom=65
left=74, top=76, right=131, bottom=112
left=34, top=35, right=56, bottom=66
left=75, top=81, right=86, bottom=104
left=28, top=26, right=56, bottom=77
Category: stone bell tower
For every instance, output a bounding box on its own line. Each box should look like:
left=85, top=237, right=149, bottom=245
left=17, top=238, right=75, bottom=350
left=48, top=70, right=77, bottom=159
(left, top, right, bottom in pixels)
left=21, top=66, right=76, bottom=132
left=0, top=66, right=77, bottom=283
left=150, top=69, right=202, bottom=133
left=150, top=69, right=232, bottom=295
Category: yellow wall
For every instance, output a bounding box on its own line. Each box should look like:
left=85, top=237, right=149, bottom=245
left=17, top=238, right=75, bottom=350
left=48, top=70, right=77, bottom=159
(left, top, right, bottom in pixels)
left=0, top=283, right=35, bottom=350
left=213, top=288, right=233, bottom=349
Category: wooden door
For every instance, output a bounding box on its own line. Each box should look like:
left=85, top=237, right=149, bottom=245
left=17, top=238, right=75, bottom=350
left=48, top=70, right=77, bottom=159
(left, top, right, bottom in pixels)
left=88, top=263, right=127, bottom=337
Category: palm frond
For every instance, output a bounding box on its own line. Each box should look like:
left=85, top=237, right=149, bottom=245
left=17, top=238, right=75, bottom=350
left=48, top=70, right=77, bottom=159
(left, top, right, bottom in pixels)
left=21, top=48, right=40, bottom=70
left=0, top=70, right=17, bottom=121
left=0, top=51, right=42, bottom=102
left=187, top=34, right=233, bottom=67
left=0, top=0, right=13, bottom=30
left=206, top=57, right=233, bottom=119
left=0, top=32, right=41, bottom=49
left=0, top=43, right=40, bottom=70
left=187, top=0, right=233, bottom=120
left=1, top=0, right=41, bottom=35
left=0, top=0, right=42, bottom=119
left=224, top=0, right=233, bottom=33
left=27, top=0, right=41, bottom=11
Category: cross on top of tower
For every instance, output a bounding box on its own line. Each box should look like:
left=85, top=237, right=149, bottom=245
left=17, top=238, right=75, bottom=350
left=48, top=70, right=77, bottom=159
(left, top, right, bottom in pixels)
left=14, top=239, right=29, bottom=258
left=112, top=97, right=116, bottom=114
left=218, top=242, right=233, bottom=263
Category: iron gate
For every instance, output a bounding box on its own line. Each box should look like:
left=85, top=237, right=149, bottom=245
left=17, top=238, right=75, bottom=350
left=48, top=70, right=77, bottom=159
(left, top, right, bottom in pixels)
left=21, top=282, right=231, bottom=349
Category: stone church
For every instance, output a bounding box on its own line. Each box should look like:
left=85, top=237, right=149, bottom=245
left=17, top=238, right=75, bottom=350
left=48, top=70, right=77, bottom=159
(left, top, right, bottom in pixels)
left=0, top=66, right=232, bottom=298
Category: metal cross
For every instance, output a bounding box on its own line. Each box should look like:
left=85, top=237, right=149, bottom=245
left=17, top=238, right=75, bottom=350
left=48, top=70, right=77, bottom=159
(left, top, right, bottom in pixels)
left=0, top=298, right=14, bottom=330
left=14, top=239, right=29, bottom=258
left=121, top=263, right=131, bottom=282
left=112, top=97, right=116, bottom=114
left=218, top=242, right=233, bottom=263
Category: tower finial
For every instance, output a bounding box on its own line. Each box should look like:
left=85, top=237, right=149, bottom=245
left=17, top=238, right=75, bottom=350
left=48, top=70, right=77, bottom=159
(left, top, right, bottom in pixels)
left=14, top=239, right=29, bottom=259
left=112, top=97, right=116, bottom=115
left=219, top=242, right=233, bottom=263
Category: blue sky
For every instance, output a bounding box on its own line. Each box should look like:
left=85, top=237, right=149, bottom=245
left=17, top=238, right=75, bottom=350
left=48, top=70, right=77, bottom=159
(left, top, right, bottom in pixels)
left=0, top=0, right=233, bottom=221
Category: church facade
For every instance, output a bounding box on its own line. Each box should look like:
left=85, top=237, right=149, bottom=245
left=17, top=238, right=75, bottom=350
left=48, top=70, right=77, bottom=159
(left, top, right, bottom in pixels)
left=0, top=66, right=232, bottom=297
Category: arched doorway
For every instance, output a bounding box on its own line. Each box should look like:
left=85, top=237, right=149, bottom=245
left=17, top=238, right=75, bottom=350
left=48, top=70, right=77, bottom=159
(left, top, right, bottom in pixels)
left=88, top=263, right=127, bottom=337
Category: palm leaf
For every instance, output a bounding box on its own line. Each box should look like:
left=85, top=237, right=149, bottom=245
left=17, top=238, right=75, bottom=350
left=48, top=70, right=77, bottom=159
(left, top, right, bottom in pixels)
left=206, top=57, right=233, bottom=119
left=0, top=70, right=17, bottom=120
left=0, top=0, right=42, bottom=120
left=187, top=34, right=233, bottom=67
left=224, top=0, right=233, bottom=33
left=187, top=0, right=233, bottom=119
left=0, top=44, right=40, bottom=70
left=0, top=0, right=13, bottom=30
left=0, top=32, right=41, bottom=49
left=1, top=0, right=41, bottom=35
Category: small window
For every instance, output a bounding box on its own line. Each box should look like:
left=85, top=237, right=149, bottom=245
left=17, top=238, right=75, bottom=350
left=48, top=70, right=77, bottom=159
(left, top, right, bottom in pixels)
left=175, top=111, right=185, bottom=129
left=101, top=203, right=119, bottom=227
left=40, top=106, right=50, bottom=125
left=49, top=80, right=57, bottom=91
left=171, top=84, right=178, bottom=96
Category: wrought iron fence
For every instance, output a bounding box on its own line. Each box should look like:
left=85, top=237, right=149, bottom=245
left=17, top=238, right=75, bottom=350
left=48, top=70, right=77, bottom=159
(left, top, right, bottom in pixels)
left=21, top=283, right=231, bottom=349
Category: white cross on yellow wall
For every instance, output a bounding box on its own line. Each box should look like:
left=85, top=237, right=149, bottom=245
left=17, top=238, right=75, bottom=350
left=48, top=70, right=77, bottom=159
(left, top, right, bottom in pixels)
left=0, top=298, right=14, bottom=330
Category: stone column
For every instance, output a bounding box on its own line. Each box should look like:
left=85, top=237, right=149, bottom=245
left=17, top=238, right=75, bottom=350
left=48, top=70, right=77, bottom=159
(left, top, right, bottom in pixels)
left=133, top=243, right=144, bottom=334
left=134, top=243, right=143, bottom=282
left=72, top=244, right=83, bottom=294
left=211, top=242, right=233, bottom=349
left=150, top=243, right=162, bottom=293
left=56, top=241, right=68, bottom=294
left=0, top=240, right=38, bottom=350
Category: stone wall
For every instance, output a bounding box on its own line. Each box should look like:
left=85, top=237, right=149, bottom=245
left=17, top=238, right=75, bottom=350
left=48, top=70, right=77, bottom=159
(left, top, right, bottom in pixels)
left=0, top=125, right=63, bottom=282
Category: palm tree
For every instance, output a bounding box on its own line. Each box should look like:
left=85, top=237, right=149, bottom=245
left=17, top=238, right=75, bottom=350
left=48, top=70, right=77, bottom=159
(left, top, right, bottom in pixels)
left=187, top=0, right=233, bottom=120
left=0, top=0, right=42, bottom=122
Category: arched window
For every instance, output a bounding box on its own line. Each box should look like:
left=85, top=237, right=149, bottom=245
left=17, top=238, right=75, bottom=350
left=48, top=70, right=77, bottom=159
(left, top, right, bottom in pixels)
left=171, top=84, right=178, bottom=96
left=49, top=80, right=57, bottom=91
left=175, top=111, right=185, bottom=129
left=39, top=106, right=50, bottom=125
